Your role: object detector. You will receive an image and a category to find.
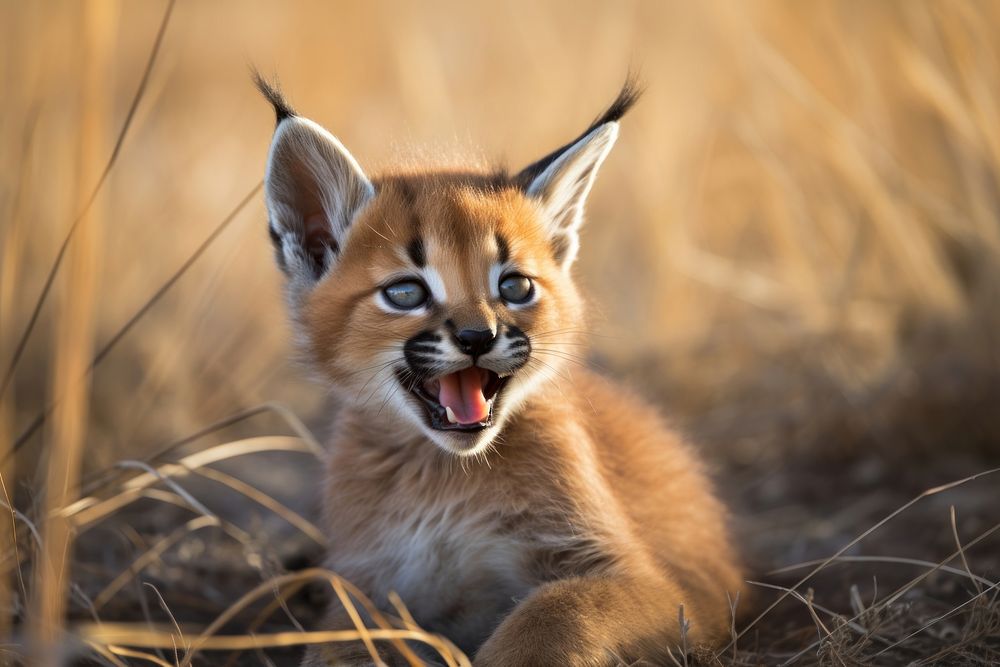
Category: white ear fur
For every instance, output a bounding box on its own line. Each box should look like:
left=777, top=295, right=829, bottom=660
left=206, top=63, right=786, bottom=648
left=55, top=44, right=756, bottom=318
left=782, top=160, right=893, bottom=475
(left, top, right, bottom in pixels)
left=264, top=116, right=373, bottom=289
left=525, top=122, right=619, bottom=268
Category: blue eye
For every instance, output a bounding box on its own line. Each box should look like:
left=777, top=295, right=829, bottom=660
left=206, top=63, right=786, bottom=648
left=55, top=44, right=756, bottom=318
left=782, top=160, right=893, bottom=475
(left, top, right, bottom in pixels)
left=499, top=274, right=533, bottom=304
left=383, top=280, right=428, bottom=309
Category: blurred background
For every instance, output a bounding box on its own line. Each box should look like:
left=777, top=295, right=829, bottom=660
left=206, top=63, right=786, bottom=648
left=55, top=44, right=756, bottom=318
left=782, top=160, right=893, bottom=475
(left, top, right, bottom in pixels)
left=3, top=1, right=999, bottom=664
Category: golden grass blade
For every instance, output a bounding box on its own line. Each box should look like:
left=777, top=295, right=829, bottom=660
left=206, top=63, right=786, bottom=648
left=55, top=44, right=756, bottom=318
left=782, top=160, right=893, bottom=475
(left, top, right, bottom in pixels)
left=65, top=436, right=311, bottom=528
left=85, top=642, right=131, bottom=667
left=55, top=486, right=210, bottom=536
left=329, top=577, right=384, bottom=665
left=122, top=437, right=314, bottom=489
left=81, top=402, right=324, bottom=498
left=950, top=505, right=984, bottom=596
left=333, top=579, right=433, bottom=667
left=30, top=2, right=115, bottom=660
left=97, top=644, right=174, bottom=667
left=81, top=624, right=463, bottom=651
left=389, top=590, right=460, bottom=667
left=0, top=118, right=41, bottom=631
left=113, top=460, right=215, bottom=518
left=190, top=465, right=327, bottom=546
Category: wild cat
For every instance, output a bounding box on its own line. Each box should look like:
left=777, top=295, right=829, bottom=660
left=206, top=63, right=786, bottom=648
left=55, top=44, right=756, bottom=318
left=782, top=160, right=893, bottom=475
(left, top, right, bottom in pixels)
left=254, top=74, right=742, bottom=666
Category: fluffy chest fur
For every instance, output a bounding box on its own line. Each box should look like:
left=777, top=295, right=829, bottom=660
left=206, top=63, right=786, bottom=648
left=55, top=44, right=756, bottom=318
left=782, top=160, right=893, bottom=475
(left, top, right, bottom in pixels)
left=326, top=485, right=534, bottom=651
left=320, top=403, right=617, bottom=652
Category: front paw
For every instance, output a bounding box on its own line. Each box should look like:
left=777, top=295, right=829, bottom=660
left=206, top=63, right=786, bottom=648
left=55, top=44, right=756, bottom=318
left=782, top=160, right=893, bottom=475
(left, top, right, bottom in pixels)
left=474, top=617, right=608, bottom=667
left=474, top=639, right=610, bottom=667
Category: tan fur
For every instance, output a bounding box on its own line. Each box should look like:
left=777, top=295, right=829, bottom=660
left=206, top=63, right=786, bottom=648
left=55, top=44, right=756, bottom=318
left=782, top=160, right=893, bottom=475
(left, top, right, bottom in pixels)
left=257, top=88, right=742, bottom=665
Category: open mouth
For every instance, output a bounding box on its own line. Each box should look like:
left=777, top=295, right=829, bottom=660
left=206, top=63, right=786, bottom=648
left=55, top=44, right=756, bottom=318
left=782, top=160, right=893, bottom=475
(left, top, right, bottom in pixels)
left=401, top=366, right=509, bottom=432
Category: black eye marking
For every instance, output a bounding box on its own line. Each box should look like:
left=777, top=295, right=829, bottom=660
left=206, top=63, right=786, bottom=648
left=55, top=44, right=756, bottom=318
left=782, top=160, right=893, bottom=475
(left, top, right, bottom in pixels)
left=496, top=233, right=510, bottom=265
left=407, top=237, right=426, bottom=268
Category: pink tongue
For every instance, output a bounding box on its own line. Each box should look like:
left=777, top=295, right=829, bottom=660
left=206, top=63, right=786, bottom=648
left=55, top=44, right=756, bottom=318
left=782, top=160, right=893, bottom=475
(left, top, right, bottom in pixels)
left=438, top=367, right=488, bottom=425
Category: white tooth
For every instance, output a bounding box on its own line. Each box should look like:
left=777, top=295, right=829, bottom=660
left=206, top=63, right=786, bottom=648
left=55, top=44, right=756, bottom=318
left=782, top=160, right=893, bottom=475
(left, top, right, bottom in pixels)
left=445, top=406, right=458, bottom=424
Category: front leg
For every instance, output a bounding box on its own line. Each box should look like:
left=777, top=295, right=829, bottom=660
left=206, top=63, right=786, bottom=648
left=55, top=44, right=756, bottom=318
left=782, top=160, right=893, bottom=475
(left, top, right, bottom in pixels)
left=474, top=573, right=707, bottom=667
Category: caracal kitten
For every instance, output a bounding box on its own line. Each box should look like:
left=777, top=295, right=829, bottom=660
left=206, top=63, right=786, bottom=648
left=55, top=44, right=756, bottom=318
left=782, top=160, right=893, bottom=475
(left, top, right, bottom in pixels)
left=255, top=75, right=742, bottom=666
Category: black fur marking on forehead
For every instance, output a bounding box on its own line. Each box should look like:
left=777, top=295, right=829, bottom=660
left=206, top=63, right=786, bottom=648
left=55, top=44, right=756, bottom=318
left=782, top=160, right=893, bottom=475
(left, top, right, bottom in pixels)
left=251, top=70, right=296, bottom=126
left=407, top=237, right=426, bottom=267
left=496, top=233, right=510, bottom=265
left=399, top=182, right=425, bottom=264
left=513, top=76, right=643, bottom=191
left=396, top=179, right=416, bottom=206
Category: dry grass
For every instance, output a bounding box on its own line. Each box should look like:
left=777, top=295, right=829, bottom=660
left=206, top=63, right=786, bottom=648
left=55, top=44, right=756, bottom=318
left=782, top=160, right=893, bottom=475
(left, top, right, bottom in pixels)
left=2, top=1, right=1000, bottom=665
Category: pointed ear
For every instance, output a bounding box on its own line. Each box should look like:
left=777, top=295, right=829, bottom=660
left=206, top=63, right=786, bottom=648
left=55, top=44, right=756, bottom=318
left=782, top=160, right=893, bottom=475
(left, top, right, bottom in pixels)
left=515, top=79, right=641, bottom=269
left=522, top=123, right=618, bottom=268
left=256, top=75, right=373, bottom=286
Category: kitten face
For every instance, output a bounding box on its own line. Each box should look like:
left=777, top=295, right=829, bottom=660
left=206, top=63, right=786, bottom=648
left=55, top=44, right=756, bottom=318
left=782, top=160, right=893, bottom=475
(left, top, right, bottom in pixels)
left=301, top=178, right=583, bottom=456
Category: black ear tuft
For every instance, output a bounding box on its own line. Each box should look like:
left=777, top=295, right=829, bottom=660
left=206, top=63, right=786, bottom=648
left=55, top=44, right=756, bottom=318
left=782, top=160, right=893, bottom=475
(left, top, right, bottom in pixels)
left=590, top=75, right=643, bottom=127
left=514, top=75, right=643, bottom=190
left=252, top=68, right=297, bottom=125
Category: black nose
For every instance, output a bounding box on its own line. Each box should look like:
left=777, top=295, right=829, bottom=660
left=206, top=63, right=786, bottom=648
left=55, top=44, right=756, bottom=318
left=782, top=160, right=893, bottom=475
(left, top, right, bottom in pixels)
left=453, top=328, right=496, bottom=357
